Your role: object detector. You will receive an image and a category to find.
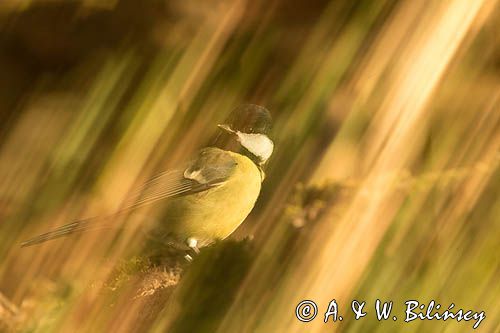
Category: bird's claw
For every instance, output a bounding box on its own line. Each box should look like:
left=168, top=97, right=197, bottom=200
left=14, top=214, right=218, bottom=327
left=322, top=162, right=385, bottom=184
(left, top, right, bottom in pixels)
left=184, top=237, right=200, bottom=262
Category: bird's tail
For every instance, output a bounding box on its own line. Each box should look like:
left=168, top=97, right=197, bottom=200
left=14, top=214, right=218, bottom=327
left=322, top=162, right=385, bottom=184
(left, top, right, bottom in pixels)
left=21, top=217, right=114, bottom=247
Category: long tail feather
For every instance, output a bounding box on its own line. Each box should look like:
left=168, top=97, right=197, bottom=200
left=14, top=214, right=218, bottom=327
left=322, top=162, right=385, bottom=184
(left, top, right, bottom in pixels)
left=21, top=217, right=113, bottom=247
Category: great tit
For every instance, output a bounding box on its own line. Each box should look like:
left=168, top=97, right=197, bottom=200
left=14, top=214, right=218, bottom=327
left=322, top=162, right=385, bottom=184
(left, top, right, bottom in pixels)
left=21, top=104, right=274, bottom=254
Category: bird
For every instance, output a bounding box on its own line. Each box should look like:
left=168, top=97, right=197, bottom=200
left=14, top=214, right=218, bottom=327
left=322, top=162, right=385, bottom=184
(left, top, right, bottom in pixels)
left=21, top=104, right=274, bottom=255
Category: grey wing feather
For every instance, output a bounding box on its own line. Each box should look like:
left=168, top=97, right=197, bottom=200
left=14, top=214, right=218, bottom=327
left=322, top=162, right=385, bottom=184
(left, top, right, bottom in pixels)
left=21, top=148, right=236, bottom=247
left=123, top=171, right=219, bottom=209
left=125, top=147, right=236, bottom=209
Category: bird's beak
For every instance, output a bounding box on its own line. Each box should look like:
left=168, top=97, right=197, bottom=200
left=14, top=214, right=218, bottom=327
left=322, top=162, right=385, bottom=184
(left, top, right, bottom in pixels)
left=217, top=124, right=236, bottom=134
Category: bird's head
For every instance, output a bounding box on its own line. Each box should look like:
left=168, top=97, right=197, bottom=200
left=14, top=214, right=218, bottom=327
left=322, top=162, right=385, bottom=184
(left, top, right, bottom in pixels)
left=217, top=104, right=274, bottom=165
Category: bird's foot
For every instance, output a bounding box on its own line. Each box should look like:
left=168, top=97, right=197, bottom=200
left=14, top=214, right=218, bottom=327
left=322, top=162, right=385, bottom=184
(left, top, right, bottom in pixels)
left=186, top=237, right=200, bottom=254
left=184, top=237, right=200, bottom=262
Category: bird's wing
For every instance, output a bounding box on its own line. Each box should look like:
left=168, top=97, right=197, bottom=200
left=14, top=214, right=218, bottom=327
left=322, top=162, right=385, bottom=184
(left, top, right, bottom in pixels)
left=21, top=147, right=236, bottom=247
left=124, top=147, right=237, bottom=209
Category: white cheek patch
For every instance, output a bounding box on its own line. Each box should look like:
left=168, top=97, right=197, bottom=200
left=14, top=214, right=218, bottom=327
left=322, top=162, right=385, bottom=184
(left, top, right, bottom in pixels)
left=236, top=132, right=274, bottom=162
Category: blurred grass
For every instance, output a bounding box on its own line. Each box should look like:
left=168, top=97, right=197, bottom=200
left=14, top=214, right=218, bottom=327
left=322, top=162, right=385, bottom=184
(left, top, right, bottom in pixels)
left=0, top=0, right=498, bottom=332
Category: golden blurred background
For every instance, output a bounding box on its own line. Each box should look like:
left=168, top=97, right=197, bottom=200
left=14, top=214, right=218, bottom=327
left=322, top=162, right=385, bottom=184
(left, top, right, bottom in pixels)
left=0, top=0, right=498, bottom=332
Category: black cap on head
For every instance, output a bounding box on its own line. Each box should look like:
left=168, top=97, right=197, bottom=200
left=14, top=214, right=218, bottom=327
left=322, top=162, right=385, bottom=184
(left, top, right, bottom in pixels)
left=226, top=104, right=272, bottom=134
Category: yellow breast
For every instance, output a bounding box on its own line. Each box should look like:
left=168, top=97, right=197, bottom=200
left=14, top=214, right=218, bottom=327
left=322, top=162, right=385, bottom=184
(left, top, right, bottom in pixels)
left=157, top=152, right=262, bottom=247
